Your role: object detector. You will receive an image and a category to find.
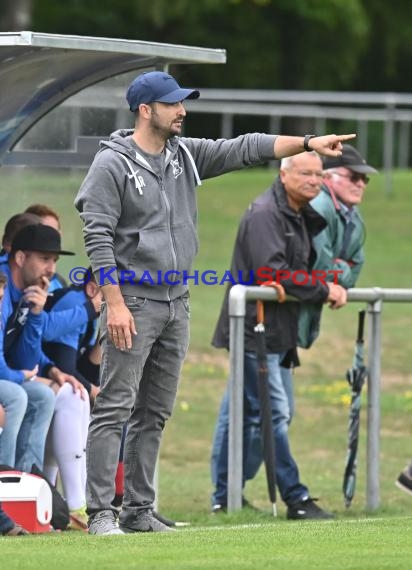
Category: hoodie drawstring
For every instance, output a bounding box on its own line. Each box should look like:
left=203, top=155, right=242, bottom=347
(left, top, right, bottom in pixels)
left=117, top=153, right=144, bottom=195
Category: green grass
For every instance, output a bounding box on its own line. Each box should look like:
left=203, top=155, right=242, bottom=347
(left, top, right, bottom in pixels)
left=3, top=518, right=412, bottom=569
left=1, top=166, right=412, bottom=568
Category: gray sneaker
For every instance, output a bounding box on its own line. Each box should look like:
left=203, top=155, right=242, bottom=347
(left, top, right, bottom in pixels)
left=119, top=509, right=176, bottom=533
left=88, top=509, right=124, bottom=535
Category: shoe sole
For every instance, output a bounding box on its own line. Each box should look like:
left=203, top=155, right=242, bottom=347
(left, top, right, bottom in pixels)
left=287, top=512, right=335, bottom=520
left=118, top=525, right=138, bottom=534
left=88, top=529, right=125, bottom=535
left=211, top=506, right=227, bottom=514
left=287, top=516, right=334, bottom=520
left=119, top=524, right=175, bottom=533
left=152, top=512, right=176, bottom=527
left=395, top=480, right=412, bottom=496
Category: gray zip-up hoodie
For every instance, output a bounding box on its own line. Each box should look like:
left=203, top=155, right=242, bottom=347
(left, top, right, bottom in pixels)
left=74, top=129, right=277, bottom=301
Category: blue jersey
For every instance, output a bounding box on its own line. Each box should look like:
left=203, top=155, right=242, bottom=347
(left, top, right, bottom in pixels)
left=0, top=255, right=92, bottom=343
left=0, top=265, right=48, bottom=383
left=42, top=287, right=99, bottom=394
left=45, top=288, right=97, bottom=350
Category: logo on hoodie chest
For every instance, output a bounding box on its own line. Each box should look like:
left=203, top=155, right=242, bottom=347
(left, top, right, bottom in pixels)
left=125, top=167, right=146, bottom=195
left=171, top=158, right=183, bottom=179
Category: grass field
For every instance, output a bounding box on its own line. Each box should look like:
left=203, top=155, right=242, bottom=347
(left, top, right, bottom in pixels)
left=1, top=165, right=412, bottom=568
left=2, top=518, right=412, bottom=569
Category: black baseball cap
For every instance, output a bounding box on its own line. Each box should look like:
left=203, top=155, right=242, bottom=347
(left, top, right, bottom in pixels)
left=11, top=224, right=75, bottom=256
left=323, top=144, right=378, bottom=174
left=126, top=71, right=200, bottom=112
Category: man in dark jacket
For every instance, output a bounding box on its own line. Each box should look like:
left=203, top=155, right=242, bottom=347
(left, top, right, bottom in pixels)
left=211, top=151, right=347, bottom=519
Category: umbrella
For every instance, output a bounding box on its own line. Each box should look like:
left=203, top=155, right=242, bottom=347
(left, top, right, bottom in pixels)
left=342, top=309, right=368, bottom=508
left=254, top=281, right=286, bottom=517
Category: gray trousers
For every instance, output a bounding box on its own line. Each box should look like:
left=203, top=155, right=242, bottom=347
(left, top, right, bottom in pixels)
left=86, top=295, right=190, bottom=519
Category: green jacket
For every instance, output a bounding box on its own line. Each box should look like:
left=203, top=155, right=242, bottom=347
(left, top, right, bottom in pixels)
left=298, top=184, right=365, bottom=348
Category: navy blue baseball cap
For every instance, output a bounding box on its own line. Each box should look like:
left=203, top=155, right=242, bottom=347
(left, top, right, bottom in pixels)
left=126, top=71, right=200, bottom=111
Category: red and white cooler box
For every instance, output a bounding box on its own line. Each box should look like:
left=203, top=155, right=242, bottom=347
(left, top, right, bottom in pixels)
left=0, top=471, right=52, bottom=533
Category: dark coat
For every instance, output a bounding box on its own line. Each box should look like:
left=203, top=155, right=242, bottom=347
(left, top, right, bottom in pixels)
left=211, top=176, right=329, bottom=354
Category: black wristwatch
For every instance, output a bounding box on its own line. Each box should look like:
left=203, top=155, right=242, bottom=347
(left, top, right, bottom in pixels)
left=303, top=134, right=317, bottom=151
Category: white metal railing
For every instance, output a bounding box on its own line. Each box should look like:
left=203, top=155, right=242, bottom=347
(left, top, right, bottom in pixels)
left=227, top=285, right=412, bottom=512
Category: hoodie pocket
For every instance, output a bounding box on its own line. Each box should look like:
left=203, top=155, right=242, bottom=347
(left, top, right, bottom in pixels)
left=128, top=226, right=173, bottom=277
left=172, top=222, right=199, bottom=271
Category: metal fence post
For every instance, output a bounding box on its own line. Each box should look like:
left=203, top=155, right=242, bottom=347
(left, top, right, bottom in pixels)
left=366, top=298, right=383, bottom=510
left=383, top=103, right=395, bottom=195
left=227, top=285, right=280, bottom=512
left=221, top=113, right=234, bottom=139
left=226, top=286, right=412, bottom=514
left=227, top=312, right=245, bottom=512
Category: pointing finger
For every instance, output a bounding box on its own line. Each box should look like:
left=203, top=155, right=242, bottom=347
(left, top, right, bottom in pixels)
left=337, top=133, right=357, bottom=141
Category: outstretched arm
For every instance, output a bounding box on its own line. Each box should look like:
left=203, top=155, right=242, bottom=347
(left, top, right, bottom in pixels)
left=273, top=134, right=356, bottom=159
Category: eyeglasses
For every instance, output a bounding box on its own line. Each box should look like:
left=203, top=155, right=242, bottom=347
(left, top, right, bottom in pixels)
left=331, top=171, right=370, bottom=185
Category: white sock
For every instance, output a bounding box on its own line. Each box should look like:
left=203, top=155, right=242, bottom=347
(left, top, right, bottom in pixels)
left=48, top=384, right=90, bottom=511
left=80, top=391, right=90, bottom=492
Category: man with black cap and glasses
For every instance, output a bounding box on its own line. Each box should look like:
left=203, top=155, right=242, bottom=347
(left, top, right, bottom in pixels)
left=312, top=144, right=378, bottom=287
left=75, top=69, right=356, bottom=535
left=298, top=144, right=378, bottom=349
